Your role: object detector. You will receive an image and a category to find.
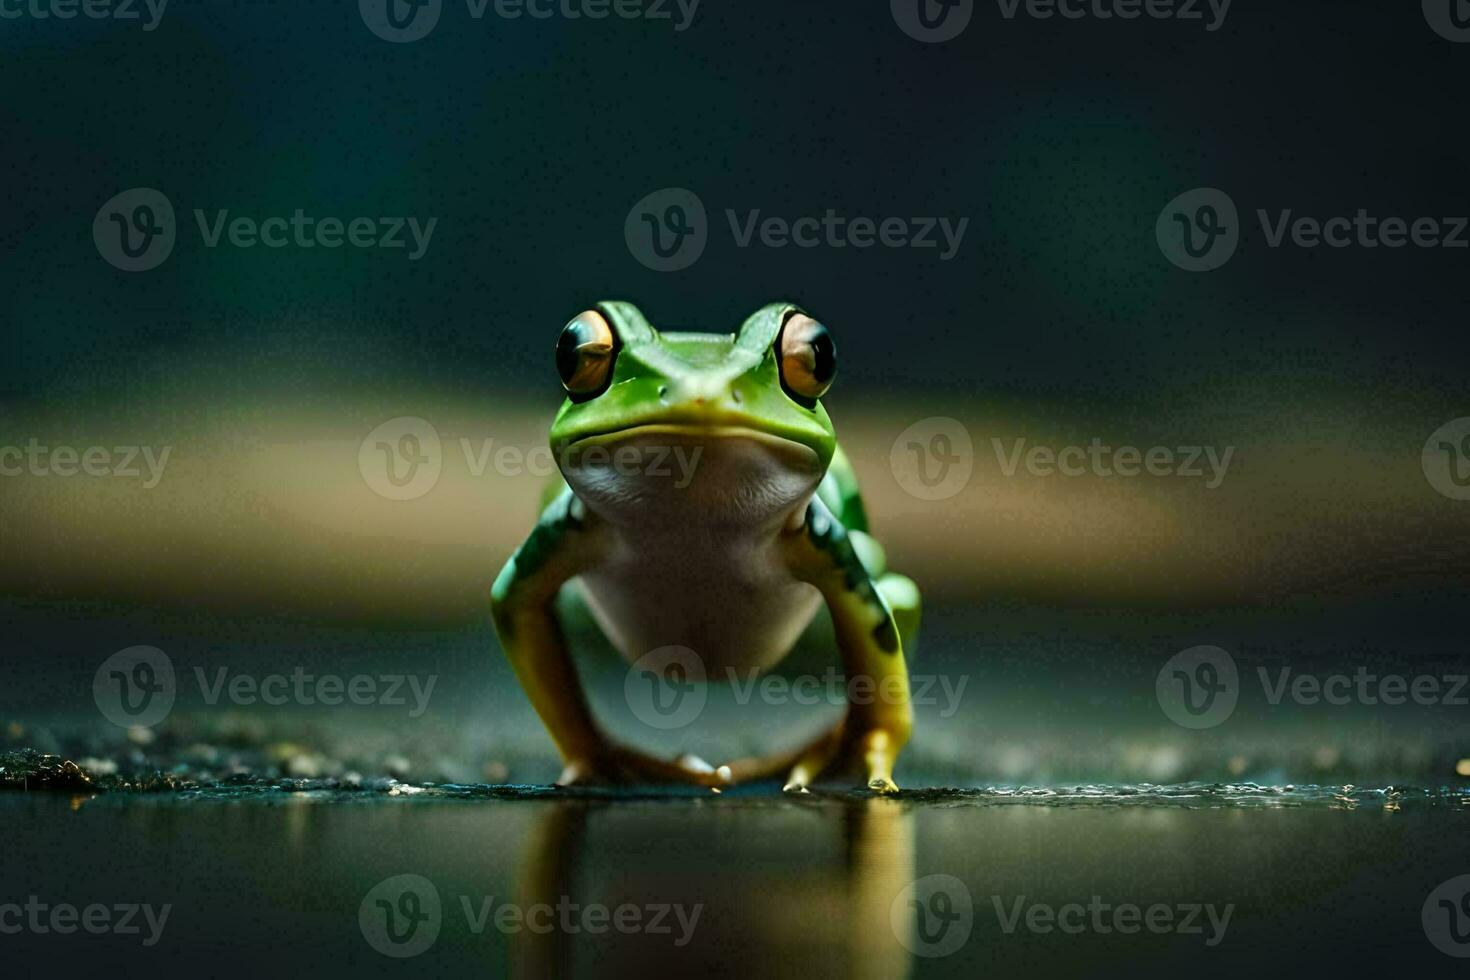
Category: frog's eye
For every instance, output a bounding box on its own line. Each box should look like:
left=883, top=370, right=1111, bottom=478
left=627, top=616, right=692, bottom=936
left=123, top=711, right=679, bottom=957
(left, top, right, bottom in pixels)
left=556, top=310, right=618, bottom=399
left=776, top=313, right=836, bottom=405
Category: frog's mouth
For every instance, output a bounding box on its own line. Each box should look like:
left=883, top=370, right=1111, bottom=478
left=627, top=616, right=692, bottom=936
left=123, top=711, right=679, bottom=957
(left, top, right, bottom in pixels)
left=556, top=422, right=824, bottom=519
left=557, top=415, right=826, bottom=464
left=567, top=422, right=810, bottom=453
left=560, top=423, right=821, bottom=474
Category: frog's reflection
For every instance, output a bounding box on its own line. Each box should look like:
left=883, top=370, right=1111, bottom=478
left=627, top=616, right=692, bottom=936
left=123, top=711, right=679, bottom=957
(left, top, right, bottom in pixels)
left=511, top=796, right=915, bottom=979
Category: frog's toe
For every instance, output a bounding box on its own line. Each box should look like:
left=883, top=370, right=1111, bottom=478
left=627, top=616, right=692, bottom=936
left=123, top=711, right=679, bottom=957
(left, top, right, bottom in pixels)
left=555, top=744, right=732, bottom=788
left=859, top=729, right=903, bottom=794
left=555, top=759, right=601, bottom=787
left=779, top=725, right=844, bottom=792
left=675, top=754, right=732, bottom=784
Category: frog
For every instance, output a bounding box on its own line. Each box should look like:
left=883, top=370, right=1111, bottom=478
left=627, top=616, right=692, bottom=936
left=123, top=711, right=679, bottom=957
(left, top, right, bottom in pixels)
left=491, top=301, right=920, bottom=793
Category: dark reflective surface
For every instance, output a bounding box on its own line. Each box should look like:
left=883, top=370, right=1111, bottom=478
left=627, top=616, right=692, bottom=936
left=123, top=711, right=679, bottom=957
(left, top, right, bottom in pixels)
left=2, top=787, right=1468, bottom=977
left=507, top=796, right=913, bottom=979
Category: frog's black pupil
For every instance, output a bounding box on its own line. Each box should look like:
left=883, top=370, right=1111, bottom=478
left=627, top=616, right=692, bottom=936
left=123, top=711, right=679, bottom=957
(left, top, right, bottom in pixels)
left=556, top=321, right=586, bottom=384
left=810, top=326, right=836, bottom=385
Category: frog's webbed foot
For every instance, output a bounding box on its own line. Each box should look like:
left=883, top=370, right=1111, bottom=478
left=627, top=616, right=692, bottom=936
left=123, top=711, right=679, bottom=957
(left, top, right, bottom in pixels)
left=782, top=719, right=902, bottom=795
left=723, top=718, right=903, bottom=795
left=556, top=743, right=733, bottom=790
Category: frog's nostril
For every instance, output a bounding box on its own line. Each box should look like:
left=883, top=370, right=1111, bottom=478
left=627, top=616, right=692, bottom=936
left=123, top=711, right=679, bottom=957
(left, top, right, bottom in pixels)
left=731, top=389, right=743, bottom=405
left=657, top=385, right=669, bottom=402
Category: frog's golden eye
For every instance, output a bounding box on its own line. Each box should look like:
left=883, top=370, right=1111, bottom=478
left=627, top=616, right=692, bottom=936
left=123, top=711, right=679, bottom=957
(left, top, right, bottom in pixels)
left=777, top=313, right=836, bottom=405
left=556, top=310, right=617, bottom=399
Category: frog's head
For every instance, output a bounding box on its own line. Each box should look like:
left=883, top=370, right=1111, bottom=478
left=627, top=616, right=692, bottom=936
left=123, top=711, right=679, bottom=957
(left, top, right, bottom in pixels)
left=547, top=302, right=839, bottom=526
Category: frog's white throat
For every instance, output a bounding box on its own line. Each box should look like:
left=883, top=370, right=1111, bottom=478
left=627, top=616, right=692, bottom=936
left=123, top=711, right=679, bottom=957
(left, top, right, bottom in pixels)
left=559, top=427, right=824, bottom=532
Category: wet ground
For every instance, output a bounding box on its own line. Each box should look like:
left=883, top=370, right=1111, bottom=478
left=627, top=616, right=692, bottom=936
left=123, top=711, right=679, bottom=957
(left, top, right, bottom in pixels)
left=3, top=780, right=1469, bottom=977
left=5, top=594, right=1470, bottom=975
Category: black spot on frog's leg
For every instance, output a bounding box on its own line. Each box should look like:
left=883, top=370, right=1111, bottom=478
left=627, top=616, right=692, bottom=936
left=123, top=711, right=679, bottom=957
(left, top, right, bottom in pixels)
left=871, top=618, right=900, bottom=655
left=803, top=498, right=900, bottom=654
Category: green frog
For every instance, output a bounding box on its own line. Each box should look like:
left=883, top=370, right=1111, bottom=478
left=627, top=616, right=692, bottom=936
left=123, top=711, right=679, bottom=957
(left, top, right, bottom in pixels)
left=491, top=302, right=919, bottom=792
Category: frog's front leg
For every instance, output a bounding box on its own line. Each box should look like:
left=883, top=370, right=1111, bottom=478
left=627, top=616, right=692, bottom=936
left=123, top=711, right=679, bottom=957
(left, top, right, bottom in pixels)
left=776, top=496, right=914, bottom=794
left=492, top=489, right=730, bottom=788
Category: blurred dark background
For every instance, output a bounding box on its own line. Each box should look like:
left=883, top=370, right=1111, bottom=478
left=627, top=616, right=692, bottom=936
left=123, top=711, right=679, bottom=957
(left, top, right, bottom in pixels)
left=3, top=0, right=1467, bottom=405
left=2, top=0, right=1468, bottom=786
